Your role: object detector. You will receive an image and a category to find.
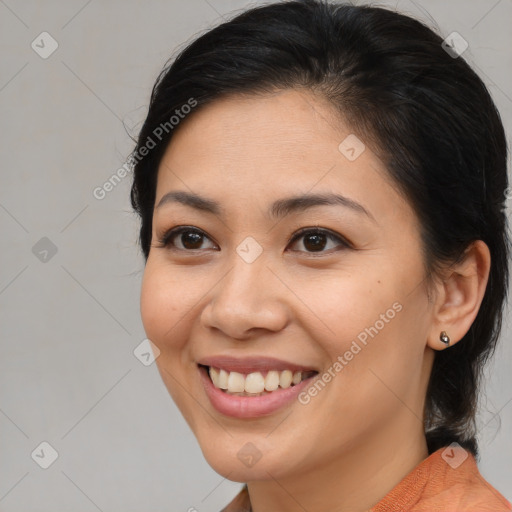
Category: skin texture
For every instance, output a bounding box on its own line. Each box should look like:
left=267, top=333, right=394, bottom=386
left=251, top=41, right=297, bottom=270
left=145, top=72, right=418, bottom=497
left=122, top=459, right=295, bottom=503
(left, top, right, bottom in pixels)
left=140, top=89, right=491, bottom=512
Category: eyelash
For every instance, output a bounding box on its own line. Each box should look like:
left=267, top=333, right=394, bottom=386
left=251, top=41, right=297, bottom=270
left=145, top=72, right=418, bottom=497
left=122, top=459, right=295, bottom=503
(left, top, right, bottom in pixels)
left=155, top=225, right=352, bottom=255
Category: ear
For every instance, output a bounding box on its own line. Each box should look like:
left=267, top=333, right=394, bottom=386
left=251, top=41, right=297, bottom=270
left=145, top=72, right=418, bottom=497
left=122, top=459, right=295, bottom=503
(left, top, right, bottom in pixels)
left=427, top=240, right=491, bottom=351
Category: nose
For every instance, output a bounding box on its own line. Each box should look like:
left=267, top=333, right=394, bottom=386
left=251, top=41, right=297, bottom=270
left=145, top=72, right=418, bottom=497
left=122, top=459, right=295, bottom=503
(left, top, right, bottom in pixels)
left=200, top=257, right=290, bottom=340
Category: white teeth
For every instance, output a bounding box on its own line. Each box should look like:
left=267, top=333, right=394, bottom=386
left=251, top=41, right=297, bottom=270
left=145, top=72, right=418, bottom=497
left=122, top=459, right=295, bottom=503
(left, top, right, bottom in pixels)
left=209, top=367, right=219, bottom=387
left=227, top=371, right=245, bottom=393
left=279, top=369, right=293, bottom=389
left=264, top=370, right=280, bottom=391
left=244, top=372, right=265, bottom=393
left=207, top=366, right=313, bottom=393
left=292, top=371, right=302, bottom=385
left=218, top=369, right=229, bottom=389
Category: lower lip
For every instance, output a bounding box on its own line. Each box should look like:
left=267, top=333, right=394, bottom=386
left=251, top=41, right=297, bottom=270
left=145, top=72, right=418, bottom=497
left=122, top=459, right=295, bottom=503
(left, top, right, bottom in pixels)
left=199, top=366, right=315, bottom=419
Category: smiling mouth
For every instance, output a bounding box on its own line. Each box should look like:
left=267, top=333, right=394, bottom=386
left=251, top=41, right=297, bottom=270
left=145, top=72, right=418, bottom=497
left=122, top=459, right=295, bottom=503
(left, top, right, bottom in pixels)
left=199, top=364, right=318, bottom=396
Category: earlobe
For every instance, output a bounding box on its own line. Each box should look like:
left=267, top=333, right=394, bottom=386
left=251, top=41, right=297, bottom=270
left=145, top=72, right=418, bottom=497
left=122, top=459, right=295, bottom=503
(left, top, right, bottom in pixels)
left=427, top=240, right=491, bottom=351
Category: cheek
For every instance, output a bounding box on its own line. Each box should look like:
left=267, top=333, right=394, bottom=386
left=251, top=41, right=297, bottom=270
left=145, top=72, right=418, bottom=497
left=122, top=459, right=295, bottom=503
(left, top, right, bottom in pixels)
left=140, top=261, right=201, bottom=424
left=140, top=261, right=186, bottom=350
left=302, top=263, right=427, bottom=389
left=296, top=268, right=399, bottom=349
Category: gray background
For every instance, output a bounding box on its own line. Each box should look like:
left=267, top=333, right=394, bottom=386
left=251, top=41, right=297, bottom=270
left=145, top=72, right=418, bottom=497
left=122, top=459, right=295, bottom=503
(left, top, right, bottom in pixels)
left=0, top=0, right=511, bottom=511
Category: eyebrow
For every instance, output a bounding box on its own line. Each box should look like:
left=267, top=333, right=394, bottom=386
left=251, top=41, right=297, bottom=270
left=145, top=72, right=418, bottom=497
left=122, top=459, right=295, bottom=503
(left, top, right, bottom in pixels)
left=155, top=190, right=376, bottom=223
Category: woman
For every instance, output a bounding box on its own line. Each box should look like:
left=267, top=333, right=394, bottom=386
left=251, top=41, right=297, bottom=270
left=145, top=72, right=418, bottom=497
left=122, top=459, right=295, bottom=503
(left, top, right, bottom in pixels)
left=130, top=1, right=511, bottom=510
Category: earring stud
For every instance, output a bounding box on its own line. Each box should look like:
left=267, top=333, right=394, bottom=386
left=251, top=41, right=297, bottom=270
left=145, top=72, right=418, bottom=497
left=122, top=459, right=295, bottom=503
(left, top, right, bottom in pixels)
left=440, top=331, right=450, bottom=346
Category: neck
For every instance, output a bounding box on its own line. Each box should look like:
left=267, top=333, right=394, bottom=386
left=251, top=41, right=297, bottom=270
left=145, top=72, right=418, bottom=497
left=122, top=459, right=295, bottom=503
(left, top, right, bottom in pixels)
left=247, top=418, right=429, bottom=512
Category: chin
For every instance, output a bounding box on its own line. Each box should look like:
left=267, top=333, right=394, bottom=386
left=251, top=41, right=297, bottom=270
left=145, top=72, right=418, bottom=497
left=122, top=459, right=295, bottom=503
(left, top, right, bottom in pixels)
left=196, top=432, right=297, bottom=482
left=202, top=450, right=276, bottom=482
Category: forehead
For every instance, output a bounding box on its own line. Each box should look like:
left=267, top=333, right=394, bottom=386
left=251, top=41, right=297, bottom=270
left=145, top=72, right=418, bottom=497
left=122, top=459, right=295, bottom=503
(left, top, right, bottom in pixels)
left=165, top=89, right=344, bottom=162
left=154, top=89, right=411, bottom=225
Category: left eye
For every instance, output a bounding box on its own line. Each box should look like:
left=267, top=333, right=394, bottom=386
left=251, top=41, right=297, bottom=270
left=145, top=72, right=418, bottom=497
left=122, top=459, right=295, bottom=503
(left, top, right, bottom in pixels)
left=288, top=228, right=350, bottom=253
left=157, top=226, right=350, bottom=253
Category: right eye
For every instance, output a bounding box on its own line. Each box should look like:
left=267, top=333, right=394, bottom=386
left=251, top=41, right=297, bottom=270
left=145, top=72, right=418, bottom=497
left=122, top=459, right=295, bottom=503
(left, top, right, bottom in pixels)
left=156, top=226, right=219, bottom=251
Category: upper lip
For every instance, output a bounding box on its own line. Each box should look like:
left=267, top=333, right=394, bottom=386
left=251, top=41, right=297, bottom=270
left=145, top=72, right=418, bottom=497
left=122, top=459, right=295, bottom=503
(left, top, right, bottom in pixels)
left=197, top=355, right=318, bottom=374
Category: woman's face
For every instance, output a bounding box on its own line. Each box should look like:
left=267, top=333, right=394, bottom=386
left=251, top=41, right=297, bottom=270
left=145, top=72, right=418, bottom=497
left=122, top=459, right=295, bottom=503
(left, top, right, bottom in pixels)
left=141, top=89, right=435, bottom=481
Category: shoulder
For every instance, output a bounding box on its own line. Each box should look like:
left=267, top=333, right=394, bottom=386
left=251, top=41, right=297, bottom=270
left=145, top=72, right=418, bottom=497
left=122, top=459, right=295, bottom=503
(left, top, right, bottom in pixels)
left=410, top=446, right=511, bottom=512
left=371, top=445, right=511, bottom=512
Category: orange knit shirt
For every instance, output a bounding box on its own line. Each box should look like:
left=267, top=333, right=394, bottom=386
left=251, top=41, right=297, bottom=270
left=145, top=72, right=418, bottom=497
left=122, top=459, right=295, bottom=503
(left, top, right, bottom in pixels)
left=221, top=446, right=511, bottom=512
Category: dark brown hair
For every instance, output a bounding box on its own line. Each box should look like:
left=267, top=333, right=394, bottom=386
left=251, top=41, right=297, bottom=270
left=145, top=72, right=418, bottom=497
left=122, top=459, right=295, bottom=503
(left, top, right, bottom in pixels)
left=130, top=0, right=510, bottom=459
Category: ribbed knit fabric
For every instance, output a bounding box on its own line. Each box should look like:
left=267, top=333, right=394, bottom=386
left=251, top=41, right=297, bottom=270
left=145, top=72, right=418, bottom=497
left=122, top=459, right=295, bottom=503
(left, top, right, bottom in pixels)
left=221, top=447, right=511, bottom=512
